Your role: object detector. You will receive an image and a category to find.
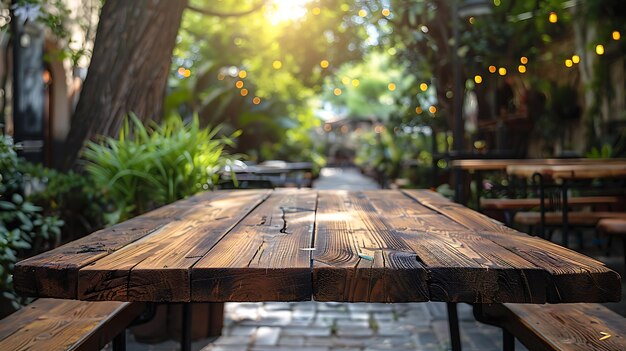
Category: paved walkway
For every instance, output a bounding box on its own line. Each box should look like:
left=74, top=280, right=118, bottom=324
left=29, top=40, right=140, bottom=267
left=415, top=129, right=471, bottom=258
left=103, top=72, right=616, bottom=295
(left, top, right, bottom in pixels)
left=125, top=167, right=524, bottom=350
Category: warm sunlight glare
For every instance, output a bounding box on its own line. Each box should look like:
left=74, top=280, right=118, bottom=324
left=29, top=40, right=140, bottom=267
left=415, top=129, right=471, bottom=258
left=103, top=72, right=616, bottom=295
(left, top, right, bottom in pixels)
left=268, top=0, right=310, bottom=25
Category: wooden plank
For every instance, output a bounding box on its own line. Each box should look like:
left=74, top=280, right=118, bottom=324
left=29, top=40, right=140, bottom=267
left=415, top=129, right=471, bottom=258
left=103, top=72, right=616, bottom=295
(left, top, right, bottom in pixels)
left=403, top=190, right=522, bottom=236
left=313, top=190, right=430, bottom=302
left=77, top=190, right=272, bottom=302
left=514, top=211, right=626, bottom=226
left=494, top=303, right=626, bottom=351
left=14, top=191, right=236, bottom=299
left=0, top=299, right=143, bottom=351
left=480, top=196, right=622, bottom=210
left=362, top=191, right=547, bottom=303
left=404, top=190, right=621, bottom=302
left=507, top=163, right=626, bottom=179
left=190, top=189, right=317, bottom=302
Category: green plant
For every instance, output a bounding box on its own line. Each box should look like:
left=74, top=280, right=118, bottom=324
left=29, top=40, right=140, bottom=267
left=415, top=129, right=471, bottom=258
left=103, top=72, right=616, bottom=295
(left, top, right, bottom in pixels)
left=83, top=114, right=241, bottom=222
left=0, top=134, right=64, bottom=313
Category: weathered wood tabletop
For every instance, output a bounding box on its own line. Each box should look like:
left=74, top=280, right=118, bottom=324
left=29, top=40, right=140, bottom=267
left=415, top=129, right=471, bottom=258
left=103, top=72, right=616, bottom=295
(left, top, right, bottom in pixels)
left=14, top=189, right=621, bottom=304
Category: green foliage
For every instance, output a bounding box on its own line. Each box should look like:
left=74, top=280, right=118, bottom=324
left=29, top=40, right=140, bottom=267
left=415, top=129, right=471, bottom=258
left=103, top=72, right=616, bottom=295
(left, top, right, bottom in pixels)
left=0, top=134, right=64, bottom=311
left=83, top=114, right=241, bottom=222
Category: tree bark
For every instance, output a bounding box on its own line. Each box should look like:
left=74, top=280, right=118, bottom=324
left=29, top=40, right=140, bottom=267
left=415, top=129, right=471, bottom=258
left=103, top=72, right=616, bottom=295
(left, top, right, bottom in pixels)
left=62, top=0, right=188, bottom=169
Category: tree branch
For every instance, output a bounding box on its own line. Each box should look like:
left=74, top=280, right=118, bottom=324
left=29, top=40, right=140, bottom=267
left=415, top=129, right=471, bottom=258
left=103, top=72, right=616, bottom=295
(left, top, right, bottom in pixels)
left=187, top=1, right=267, bottom=18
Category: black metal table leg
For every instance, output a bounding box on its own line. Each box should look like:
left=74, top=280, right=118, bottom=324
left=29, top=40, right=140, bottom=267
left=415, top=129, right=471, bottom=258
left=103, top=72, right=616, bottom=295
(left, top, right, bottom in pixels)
left=532, top=173, right=545, bottom=238
left=503, top=329, right=515, bottom=351
left=446, top=302, right=462, bottom=351
left=561, top=180, right=569, bottom=247
left=182, top=303, right=192, bottom=351
left=112, top=330, right=126, bottom=351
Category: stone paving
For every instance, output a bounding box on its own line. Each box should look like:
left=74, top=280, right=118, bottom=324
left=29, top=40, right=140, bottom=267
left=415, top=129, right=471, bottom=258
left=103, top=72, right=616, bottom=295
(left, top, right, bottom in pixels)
left=124, top=167, right=526, bottom=351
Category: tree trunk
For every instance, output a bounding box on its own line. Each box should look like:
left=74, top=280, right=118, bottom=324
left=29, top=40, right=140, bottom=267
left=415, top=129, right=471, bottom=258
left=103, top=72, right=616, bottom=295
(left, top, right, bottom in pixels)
left=62, top=0, right=188, bottom=169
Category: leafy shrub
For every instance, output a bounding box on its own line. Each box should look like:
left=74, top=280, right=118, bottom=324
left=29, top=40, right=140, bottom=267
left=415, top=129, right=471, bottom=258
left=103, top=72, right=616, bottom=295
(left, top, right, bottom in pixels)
left=83, top=114, right=241, bottom=222
left=0, top=135, right=64, bottom=312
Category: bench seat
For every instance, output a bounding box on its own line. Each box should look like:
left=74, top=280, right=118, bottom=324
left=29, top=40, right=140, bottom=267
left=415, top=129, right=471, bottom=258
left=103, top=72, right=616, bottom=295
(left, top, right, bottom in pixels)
left=0, top=299, right=143, bottom=351
left=514, top=211, right=626, bottom=226
left=481, top=196, right=621, bottom=210
left=478, top=303, right=626, bottom=351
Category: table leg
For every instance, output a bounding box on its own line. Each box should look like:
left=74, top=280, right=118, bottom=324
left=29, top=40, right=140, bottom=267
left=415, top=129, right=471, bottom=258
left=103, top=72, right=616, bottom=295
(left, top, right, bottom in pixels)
left=112, top=330, right=126, bottom=351
left=561, top=180, right=569, bottom=248
left=181, top=303, right=192, bottom=351
left=446, top=302, right=462, bottom=351
left=532, top=173, right=545, bottom=239
left=503, top=329, right=515, bottom=351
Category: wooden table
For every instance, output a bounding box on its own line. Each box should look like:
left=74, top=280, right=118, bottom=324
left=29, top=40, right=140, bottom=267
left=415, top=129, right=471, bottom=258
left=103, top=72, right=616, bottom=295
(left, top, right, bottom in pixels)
left=14, top=189, right=621, bottom=349
left=15, top=189, right=620, bottom=303
left=507, top=163, right=626, bottom=246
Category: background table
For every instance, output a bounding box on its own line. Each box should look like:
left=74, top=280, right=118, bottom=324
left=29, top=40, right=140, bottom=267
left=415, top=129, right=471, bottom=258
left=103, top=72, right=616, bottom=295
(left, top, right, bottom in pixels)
left=15, top=189, right=620, bottom=304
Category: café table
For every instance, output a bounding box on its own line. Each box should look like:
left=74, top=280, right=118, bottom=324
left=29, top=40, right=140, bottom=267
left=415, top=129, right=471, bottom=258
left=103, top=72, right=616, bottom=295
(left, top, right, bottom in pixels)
left=507, top=163, right=626, bottom=246
left=450, top=158, right=626, bottom=207
left=13, top=189, right=621, bottom=351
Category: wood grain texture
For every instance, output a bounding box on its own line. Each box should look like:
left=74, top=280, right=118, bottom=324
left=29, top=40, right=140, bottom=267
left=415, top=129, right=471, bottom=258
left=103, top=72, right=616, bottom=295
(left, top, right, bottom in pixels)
left=14, top=191, right=233, bottom=299
left=404, top=190, right=621, bottom=303
left=14, top=189, right=621, bottom=304
left=362, top=191, right=547, bottom=303
left=191, top=189, right=317, bottom=302
left=481, top=303, right=626, bottom=351
left=313, top=190, right=430, bottom=302
left=77, top=190, right=271, bottom=302
left=0, top=299, right=143, bottom=351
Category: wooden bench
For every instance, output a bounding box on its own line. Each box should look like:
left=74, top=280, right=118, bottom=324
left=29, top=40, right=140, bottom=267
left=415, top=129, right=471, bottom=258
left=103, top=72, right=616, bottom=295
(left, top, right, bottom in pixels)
left=475, top=303, right=626, bottom=351
left=514, top=211, right=626, bottom=226
left=480, top=196, right=622, bottom=210
left=597, top=218, right=626, bottom=269
left=0, top=299, right=144, bottom=351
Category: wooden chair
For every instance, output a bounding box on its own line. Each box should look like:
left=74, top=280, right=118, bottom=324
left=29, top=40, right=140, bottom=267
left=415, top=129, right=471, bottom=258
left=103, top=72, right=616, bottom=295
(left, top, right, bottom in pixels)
left=0, top=299, right=144, bottom=351
left=475, top=303, right=626, bottom=351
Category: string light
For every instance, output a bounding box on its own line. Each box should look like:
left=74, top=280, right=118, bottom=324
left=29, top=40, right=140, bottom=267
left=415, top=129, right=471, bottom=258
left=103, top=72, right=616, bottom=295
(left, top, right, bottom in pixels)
left=311, top=7, right=321, bottom=15
left=548, top=12, right=557, bottom=23
left=468, top=17, right=475, bottom=25
left=341, top=76, right=350, bottom=85
left=333, top=88, right=342, bottom=96
left=238, top=70, right=247, bottom=79
left=388, top=83, right=396, bottom=91
left=488, top=65, right=497, bottom=73
left=498, top=67, right=507, bottom=76
left=358, top=9, right=367, bottom=17
left=474, top=75, right=482, bottom=84
left=320, top=60, right=329, bottom=68
left=183, top=69, right=191, bottom=78
left=351, top=79, right=360, bottom=87
left=415, top=106, right=423, bottom=114
left=518, top=65, right=526, bottom=73
left=240, top=88, right=248, bottom=96
left=564, top=59, right=573, bottom=68
left=420, top=83, right=428, bottom=91
left=272, top=60, right=282, bottom=69
left=177, top=67, right=186, bottom=75
left=572, top=55, right=580, bottom=64
left=612, top=31, right=621, bottom=41
left=382, top=8, right=390, bottom=16
left=596, top=44, right=605, bottom=55
left=235, top=80, right=244, bottom=89
left=253, top=97, right=261, bottom=105
left=520, top=57, right=528, bottom=64
left=428, top=106, right=437, bottom=114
